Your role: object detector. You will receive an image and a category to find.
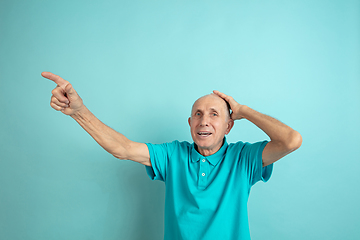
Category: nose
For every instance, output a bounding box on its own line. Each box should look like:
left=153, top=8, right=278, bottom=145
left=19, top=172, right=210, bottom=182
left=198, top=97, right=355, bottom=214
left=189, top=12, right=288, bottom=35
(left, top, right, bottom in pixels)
left=200, top=115, right=209, bottom=126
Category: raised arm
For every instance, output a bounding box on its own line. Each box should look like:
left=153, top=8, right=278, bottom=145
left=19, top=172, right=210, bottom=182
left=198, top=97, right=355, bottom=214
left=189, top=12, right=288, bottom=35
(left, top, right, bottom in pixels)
left=213, top=90, right=302, bottom=167
left=42, top=72, right=150, bottom=166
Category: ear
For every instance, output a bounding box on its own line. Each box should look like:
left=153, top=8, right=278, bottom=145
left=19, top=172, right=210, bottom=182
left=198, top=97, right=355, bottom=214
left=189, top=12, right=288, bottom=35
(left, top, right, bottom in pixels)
left=188, top=117, right=191, bottom=127
left=225, top=119, right=234, bottom=135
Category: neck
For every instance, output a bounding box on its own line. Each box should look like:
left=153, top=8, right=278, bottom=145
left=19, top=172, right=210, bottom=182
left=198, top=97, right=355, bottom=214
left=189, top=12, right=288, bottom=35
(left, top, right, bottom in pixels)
left=196, top=140, right=224, bottom=156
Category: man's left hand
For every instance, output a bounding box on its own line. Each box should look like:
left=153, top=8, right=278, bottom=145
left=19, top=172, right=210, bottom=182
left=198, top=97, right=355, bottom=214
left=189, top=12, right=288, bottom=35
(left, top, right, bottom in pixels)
left=213, top=90, right=247, bottom=121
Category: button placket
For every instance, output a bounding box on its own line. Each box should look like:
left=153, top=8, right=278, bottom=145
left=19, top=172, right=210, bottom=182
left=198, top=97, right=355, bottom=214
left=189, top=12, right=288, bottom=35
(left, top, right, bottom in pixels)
left=198, top=158, right=208, bottom=189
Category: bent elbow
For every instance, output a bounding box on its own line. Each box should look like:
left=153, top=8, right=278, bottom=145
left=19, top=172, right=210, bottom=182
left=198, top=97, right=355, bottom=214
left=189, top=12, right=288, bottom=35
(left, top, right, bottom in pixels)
left=286, top=130, right=302, bottom=151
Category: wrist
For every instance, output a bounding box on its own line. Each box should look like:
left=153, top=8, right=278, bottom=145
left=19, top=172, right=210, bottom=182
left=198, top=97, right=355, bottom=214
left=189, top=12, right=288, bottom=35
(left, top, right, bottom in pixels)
left=233, top=105, right=249, bottom=120
left=70, top=105, right=89, bottom=120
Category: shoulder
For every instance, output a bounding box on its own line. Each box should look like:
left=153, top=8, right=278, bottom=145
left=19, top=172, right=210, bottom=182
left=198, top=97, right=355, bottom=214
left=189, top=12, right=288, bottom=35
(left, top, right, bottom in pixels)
left=169, top=140, right=192, bottom=153
left=147, top=140, right=192, bottom=154
left=160, top=140, right=191, bottom=148
left=227, top=141, right=246, bottom=152
left=227, top=140, right=268, bottom=155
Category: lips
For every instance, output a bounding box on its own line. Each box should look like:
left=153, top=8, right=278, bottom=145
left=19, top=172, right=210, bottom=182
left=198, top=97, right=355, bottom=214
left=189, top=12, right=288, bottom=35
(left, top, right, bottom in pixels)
left=197, top=131, right=212, bottom=136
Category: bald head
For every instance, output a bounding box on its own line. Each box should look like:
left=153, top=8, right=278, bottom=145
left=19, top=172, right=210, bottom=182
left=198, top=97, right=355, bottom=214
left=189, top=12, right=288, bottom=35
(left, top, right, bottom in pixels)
left=191, top=93, right=231, bottom=120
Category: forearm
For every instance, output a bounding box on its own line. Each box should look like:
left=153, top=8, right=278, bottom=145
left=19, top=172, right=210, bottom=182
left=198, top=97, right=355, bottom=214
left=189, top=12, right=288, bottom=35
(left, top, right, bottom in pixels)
left=70, top=105, right=131, bottom=159
left=241, top=106, right=302, bottom=149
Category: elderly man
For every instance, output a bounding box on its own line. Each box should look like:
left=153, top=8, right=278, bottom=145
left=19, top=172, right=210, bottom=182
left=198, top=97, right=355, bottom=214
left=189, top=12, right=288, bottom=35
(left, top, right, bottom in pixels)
left=42, top=72, right=302, bottom=240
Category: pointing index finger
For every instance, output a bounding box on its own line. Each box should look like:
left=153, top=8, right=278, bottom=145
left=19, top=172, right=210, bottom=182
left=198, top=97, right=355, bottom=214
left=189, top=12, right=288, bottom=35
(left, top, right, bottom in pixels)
left=41, top=72, right=69, bottom=87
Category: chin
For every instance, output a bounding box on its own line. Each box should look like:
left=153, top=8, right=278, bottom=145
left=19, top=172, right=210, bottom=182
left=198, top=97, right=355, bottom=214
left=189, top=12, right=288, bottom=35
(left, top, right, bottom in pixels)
left=194, top=139, right=212, bottom=149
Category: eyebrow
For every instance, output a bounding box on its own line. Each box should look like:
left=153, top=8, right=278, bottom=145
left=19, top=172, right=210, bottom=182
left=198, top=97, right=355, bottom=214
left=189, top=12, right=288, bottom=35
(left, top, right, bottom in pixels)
left=193, top=108, right=220, bottom=113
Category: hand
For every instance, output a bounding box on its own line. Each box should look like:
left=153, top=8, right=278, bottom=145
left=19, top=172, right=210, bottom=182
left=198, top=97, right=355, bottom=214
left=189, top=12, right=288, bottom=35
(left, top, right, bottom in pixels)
left=213, top=90, right=247, bottom=120
left=42, top=72, right=84, bottom=116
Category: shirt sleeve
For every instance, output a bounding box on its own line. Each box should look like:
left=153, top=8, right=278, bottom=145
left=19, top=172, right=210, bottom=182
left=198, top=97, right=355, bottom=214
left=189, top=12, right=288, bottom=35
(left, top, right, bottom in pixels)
left=241, top=140, right=273, bottom=186
left=144, top=141, right=177, bottom=182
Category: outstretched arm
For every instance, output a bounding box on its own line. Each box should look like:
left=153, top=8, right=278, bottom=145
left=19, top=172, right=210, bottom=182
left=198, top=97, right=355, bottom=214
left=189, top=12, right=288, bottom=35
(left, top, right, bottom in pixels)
left=42, top=72, right=151, bottom=166
left=213, top=90, right=302, bottom=167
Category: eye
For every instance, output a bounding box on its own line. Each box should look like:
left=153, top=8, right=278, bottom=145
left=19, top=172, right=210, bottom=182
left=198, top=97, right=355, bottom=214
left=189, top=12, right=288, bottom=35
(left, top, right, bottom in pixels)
left=212, top=113, right=218, bottom=116
left=195, top=112, right=201, bottom=116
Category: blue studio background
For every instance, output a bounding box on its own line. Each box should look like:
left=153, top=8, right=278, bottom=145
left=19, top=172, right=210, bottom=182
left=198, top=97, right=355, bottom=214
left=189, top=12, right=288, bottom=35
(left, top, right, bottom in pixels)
left=1, top=0, right=359, bottom=239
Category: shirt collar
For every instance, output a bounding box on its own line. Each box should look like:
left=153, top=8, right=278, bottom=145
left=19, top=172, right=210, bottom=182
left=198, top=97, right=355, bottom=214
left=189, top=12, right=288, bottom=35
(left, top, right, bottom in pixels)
left=191, top=137, right=228, bottom=166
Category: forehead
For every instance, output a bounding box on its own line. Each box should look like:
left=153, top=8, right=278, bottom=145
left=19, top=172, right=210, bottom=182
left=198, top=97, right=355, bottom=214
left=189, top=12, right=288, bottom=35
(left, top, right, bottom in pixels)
left=191, top=94, right=227, bottom=113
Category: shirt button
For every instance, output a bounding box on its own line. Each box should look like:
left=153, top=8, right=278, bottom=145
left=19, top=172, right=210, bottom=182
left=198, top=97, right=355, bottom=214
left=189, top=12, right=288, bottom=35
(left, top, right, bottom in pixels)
left=202, top=159, right=206, bottom=162
left=202, top=173, right=205, bottom=176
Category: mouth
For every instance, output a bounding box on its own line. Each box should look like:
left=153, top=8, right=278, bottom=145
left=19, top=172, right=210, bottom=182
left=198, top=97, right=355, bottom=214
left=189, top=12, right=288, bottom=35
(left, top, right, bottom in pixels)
left=197, top=131, right=212, bottom=137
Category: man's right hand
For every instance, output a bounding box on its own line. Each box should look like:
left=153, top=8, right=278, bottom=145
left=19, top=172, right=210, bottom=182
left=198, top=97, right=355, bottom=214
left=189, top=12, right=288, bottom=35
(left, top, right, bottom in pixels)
left=41, top=71, right=151, bottom=166
left=42, top=72, right=84, bottom=116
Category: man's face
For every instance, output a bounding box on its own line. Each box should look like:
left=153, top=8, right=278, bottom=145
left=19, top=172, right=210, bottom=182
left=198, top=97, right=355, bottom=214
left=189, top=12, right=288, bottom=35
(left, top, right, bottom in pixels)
left=188, top=94, right=234, bottom=156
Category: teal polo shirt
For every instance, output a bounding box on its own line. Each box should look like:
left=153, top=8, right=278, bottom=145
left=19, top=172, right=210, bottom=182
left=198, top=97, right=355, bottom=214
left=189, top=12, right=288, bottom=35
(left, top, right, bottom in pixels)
left=145, top=138, right=273, bottom=240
